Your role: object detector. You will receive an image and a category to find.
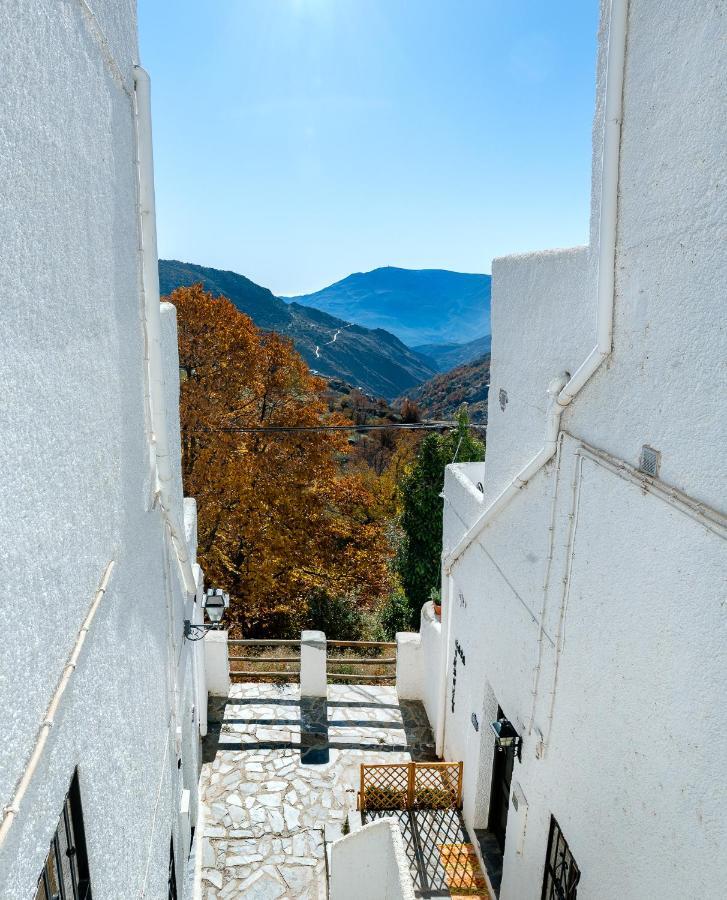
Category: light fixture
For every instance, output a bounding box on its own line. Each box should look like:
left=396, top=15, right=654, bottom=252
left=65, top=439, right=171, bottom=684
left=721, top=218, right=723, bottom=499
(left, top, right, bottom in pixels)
left=184, top=588, right=230, bottom=641
left=491, top=717, right=522, bottom=759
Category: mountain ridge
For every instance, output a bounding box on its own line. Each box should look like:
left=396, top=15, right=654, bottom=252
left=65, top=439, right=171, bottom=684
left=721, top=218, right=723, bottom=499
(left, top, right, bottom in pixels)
left=286, top=266, right=491, bottom=347
left=158, top=260, right=437, bottom=400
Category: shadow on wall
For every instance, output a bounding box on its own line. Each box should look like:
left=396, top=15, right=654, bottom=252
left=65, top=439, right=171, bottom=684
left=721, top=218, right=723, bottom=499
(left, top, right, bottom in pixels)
left=363, top=809, right=491, bottom=898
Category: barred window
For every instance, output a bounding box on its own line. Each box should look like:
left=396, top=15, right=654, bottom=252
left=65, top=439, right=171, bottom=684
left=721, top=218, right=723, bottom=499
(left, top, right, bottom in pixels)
left=168, top=838, right=177, bottom=900
left=541, top=816, right=580, bottom=900
left=35, top=770, right=92, bottom=900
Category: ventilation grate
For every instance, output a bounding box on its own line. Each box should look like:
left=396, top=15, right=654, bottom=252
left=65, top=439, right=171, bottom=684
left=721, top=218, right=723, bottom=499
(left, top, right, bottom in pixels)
left=639, top=445, right=660, bottom=477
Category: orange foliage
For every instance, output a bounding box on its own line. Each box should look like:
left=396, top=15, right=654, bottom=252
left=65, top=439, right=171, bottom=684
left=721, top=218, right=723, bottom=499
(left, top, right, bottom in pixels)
left=168, top=284, right=392, bottom=635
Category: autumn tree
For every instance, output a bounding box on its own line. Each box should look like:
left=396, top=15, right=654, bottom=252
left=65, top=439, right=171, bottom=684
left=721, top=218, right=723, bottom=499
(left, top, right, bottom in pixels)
left=167, top=284, right=393, bottom=635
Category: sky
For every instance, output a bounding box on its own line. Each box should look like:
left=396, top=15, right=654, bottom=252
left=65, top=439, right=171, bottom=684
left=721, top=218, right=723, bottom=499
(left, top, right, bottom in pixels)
left=138, top=1, right=598, bottom=297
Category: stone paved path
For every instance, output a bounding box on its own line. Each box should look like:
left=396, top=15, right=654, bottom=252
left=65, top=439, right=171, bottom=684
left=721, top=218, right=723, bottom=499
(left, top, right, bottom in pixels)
left=199, top=682, right=436, bottom=899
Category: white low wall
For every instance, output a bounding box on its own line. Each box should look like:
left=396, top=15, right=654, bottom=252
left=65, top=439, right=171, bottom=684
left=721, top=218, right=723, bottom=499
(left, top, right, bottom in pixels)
left=395, top=632, right=423, bottom=700
left=204, top=630, right=231, bottom=697
left=300, top=630, right=327, bottom=697
left=329, top=818, right=415, bottom=900
left=419, top=602, right=443, bottom=740
left=395, top=604, right=442, bottom=741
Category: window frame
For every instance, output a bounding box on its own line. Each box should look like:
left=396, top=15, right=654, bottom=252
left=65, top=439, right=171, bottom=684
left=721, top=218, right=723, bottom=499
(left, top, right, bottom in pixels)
left=35, top=770, right=92, bottom=900
left=541, top=815, right=580, bottom=900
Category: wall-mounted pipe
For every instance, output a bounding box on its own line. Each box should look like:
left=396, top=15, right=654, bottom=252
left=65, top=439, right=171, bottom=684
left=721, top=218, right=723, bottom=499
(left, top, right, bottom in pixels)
left=442, top=0, right=628, bottom=576
left=133, top=66, right=196, bottom=599
left=0, top=562, right=115, bottom=850
left=437, top=0, right=629, bottom=754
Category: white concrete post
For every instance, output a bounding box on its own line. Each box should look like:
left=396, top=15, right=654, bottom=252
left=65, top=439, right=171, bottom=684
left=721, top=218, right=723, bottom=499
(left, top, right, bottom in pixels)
left=395, top=632, right=423, bottom=701
left=204, top=629, right=231, bottom=697
left=300, top=630, right=327, bottom=697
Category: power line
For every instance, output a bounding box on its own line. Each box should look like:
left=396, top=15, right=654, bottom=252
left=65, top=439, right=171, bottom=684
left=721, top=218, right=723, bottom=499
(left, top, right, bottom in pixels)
left=204, top=421, right=486, bottom=435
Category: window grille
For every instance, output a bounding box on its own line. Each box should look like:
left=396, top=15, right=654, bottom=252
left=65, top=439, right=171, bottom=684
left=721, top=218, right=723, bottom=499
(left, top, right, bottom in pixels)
left=35, top=770, right=92, bottom=900
left=541, top=816, right=580, bottom=900
left=168, top=838, right=178, bottom=900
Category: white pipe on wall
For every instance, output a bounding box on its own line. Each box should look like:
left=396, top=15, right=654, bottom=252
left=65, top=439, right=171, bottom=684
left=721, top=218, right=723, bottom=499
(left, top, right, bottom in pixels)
left=0, top=562, right=115, bottom=849
left=438, top=0, right=629, bottom=753
left=443, top=0, right=628, bottom=576
left=133, top=66, right=196, bottom=599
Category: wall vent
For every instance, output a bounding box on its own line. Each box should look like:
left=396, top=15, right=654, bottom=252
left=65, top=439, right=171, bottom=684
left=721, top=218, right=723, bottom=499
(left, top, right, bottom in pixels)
left=639, top=445, right=660, bottom=477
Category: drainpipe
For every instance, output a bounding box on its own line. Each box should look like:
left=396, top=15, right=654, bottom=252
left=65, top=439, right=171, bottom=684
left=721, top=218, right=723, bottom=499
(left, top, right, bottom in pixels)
left=133, top=65, right=196, bottom=599
left=443, top=0, right=627, bottom=576
left=438, top=0, right=628, bottom=748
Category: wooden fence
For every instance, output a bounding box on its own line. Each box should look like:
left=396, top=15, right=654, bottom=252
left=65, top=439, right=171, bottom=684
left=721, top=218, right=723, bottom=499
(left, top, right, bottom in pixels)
left=358, top=761, right=463, bottom=812
left=228, top=638, right=397, bottom=683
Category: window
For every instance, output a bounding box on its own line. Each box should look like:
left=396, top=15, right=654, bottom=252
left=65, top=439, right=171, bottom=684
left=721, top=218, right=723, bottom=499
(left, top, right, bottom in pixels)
left=35, top=770, right=92, bottom=900
left=168, top=837, right=177, bottom=900
left=541, top=816, right=580, bottom=900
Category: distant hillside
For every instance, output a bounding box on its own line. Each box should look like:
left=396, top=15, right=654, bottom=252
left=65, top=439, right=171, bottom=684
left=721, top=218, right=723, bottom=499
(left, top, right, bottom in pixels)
left=159, top=260, right=436, bottom=400
left=287, top=267, right=491, bottom=347
left=413, top=335, right=491, bottom=372
left=400, top=355, right=491, bottom=424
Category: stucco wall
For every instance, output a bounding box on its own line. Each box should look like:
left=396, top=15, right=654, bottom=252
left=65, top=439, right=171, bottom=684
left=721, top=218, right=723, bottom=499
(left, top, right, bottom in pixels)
left=419, top=602, right=442, bottom=738
left=329, top=817, right=416, bottom=900
left=439, top=2, right=727, bottom=897
left=0, top=2, right=199, bottom=897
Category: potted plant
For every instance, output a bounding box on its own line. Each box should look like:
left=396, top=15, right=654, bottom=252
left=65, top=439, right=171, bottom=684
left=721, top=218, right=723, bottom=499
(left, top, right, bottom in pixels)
left=430, top=587, right=441, bottom=618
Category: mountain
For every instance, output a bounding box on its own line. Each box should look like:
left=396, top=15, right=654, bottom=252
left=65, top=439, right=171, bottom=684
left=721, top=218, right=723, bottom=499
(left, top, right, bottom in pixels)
left=286, top=267, right=491, bottom=347
left=159, top=260, right=437, bottom=400
left=400, top=355, right=491, bottom=425
left=412, top=335, right=492, bottom=372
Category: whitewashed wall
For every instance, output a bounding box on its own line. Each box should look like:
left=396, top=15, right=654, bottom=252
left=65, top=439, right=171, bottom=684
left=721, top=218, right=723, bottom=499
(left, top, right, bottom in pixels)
left=439, top=2, right=727, bottom=898
left=330, top=818, right=416, bottom=900
left=0, top=2, right=200, bottom=897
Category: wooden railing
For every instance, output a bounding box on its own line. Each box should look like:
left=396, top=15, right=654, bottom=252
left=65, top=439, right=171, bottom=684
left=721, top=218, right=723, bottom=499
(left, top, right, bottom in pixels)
left=227, top=638, right=397, bottom=683
left=327, top=640, right=396, bottom=684
left=358, top=761, right=463, bottom=811
left=228, top=639, right=301, bottom=680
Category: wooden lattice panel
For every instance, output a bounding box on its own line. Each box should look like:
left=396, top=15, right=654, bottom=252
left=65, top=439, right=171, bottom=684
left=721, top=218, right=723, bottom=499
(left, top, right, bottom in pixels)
left=359, top=761, right=463, bottom=811
left=359, top=763, right=409, bottom=811
left=414, top=763, right=461, bottom=810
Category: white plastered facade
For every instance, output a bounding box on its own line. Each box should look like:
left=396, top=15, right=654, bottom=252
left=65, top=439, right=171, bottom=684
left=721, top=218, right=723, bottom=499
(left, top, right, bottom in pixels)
left=0, top=2, right=203, bottom=897
left=437, top=2, right=727, bottom=898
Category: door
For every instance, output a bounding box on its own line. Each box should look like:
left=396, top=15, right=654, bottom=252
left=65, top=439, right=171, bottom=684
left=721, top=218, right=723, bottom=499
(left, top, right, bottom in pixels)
left=488, top=707, right=514, bottom=853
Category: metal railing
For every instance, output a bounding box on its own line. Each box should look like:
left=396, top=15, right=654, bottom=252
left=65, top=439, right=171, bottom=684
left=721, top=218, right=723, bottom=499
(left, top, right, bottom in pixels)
left=327, top=640, right=396, bottom=684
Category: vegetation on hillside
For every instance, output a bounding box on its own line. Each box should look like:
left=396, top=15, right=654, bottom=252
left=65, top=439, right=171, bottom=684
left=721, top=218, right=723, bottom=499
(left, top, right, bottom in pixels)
left=400, top=354, right=491, bottom=424
left=170, top=284, right=393, bottom=636
left=167, top=283, right=485, bottom=639
left=160, top=260, right=436, bottom=399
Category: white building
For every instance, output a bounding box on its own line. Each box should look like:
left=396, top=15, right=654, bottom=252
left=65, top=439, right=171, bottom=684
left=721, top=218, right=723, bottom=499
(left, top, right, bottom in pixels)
left=0, top=3, right=205, bottom=897
left=415, top=1, right=727, bottom=897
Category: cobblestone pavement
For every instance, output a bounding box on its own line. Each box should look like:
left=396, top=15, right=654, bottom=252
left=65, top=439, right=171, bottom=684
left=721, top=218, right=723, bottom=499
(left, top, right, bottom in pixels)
left=199, top=682, right=436, bottom=899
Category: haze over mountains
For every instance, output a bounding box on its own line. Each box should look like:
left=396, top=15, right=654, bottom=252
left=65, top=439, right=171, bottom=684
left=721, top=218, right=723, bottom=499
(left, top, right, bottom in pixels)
left=286, top=266, right=490, bottom=347
left=159, top=260, right=491, bottom=402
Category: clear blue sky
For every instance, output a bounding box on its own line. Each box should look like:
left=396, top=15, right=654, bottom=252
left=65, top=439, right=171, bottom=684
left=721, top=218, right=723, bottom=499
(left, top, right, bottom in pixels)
left=138, top=1, right=598, bottom=296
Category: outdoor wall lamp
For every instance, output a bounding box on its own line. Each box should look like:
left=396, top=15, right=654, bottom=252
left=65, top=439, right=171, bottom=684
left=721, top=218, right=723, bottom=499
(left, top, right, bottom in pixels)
left=184, top=588, right=229, bottom=641
left=491, top=717, right=522, bottom=760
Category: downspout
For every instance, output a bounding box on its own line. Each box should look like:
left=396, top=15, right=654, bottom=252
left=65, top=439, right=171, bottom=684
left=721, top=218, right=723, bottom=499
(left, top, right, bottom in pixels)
left=133, top=65, right=196, bottom=599
left=438, top=0, right=628, bottom=750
